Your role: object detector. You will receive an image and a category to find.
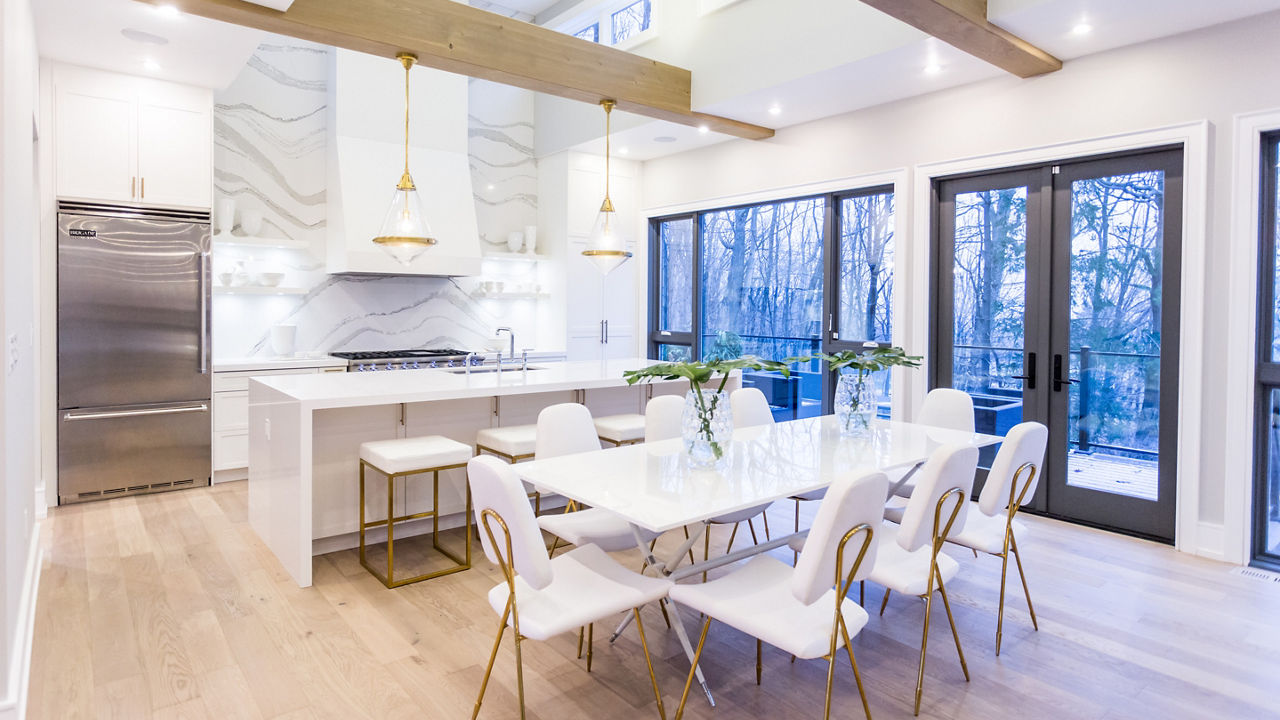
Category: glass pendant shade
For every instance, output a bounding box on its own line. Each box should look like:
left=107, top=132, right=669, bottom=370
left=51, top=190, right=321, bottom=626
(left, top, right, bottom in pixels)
left=584, top=202, right=630, bottom=274
left=373, top=175, right=435, bottom=266
left=581, top=99, right=631, bottom=275
left=373, top=53, right=435, bottom=266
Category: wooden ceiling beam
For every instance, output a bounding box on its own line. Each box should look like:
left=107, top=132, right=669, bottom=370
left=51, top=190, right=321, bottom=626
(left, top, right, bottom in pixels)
left=138, top=0, right=774, bottom=140
left=859, top=0, right=1062, bottom=78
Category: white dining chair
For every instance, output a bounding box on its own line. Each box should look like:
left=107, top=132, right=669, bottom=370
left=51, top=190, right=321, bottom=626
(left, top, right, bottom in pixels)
left=467, top=455, right=671, bottom=720
left=534, top=403, right=659, bottom=557
left=946, top=421, right=1047, bottom=655
left=888, top=388, right=975, bottom=500
left=650, top=392, right=771, bottom=571
left=669, top=470, right=889, bottom=720
left=730, top=386, right=775, bottom=428
left=867, top=444, right=979, bottom=717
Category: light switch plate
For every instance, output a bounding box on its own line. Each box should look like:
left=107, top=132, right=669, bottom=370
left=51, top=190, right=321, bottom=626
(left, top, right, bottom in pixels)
left=7, top=333, right=18, bottom=374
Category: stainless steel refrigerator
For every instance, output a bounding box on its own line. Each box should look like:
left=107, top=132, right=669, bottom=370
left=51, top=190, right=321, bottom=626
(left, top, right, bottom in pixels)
left=57, top=202, right=212, bottom=504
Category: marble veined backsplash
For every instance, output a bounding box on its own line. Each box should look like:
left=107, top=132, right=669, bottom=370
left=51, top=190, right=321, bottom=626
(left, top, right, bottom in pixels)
left=212, top=39, right=538, bottom=358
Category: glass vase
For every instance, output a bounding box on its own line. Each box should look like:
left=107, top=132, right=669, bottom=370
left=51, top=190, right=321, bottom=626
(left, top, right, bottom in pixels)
left=834, top=373, right=878, bottom=437
left=682, top=389, right=733, bottom=468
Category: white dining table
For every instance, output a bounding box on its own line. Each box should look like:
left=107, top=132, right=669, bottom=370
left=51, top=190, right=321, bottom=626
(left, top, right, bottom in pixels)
left=514, top=414, right=1003, bottom=705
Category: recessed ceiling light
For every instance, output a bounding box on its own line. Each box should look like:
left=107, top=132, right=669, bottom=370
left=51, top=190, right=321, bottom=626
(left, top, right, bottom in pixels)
left=768, top=104, right=782, bottom=116
left=618, top=146, right=629, bottom=155
left=654, top=136, right=677, bottom=143
left=121, top=27, right=169, bottom=45
left=154, top=4, right=181, bottom=19
left=143, top=58, right=162, bottom=72
left=1072, top=21, right=1093, bottom=35
left=697, top=125, right=710, bottom=134
left=485, top=183, right=495, bottom=191
left=923, top=62, right=942, bottom=76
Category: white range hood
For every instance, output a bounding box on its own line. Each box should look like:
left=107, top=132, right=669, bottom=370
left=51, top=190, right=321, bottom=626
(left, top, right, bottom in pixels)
left=326, top=49, right=481, bottom=276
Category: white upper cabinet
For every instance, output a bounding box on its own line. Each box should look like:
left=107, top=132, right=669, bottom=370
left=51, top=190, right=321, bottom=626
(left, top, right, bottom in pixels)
left=54, top=65, right=212, bottom=210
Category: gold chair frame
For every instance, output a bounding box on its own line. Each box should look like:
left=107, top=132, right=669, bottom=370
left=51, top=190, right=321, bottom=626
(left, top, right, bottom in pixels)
left=982, top=461, right=1039, bottom=655
left=877, top=486, right=970, bottom=716
left=471, top=509, right=668, bottom=720
left=674, top=522, right=877, bottom=720
left=358, top=458, right=471, bottom=589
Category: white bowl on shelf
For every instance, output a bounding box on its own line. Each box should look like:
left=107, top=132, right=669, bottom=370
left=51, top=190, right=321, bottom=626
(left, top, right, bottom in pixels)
left=258, top=272, right=285, bottom=287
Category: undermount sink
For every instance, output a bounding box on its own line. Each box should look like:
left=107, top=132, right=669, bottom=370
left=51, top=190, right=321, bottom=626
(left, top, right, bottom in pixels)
left=445, top=366, right=545, bottom=375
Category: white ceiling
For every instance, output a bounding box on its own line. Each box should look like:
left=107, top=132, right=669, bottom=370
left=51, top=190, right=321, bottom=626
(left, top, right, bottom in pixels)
left=33, top=0, right=267, bottom=89
left=571, top=0, right=1280, bottom=160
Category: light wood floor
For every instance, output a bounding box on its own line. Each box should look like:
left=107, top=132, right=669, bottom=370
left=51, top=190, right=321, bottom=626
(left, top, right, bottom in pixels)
left=27, top=480, right=1280, bottom=720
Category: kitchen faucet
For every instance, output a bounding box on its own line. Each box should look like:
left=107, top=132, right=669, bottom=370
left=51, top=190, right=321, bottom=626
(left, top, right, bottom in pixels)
left=495, top=327, right=514, bottom=360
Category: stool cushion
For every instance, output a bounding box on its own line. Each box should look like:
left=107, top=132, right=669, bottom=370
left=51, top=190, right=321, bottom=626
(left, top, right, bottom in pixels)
left=360, top=435, right=472, bottom=475
left=476, top=424, right=538, bottom=457
left=593, top=413, right=646, bottom=442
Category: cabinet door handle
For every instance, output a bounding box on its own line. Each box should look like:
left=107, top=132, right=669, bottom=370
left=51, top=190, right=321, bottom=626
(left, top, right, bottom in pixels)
left=131, top=176, right=136, bottom=198
left=140, top=177, right=145, bottom=199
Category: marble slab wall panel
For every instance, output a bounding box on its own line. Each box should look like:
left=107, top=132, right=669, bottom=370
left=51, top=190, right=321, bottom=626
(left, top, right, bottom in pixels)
left=469, top=78, right=538, bottom=253
left=213, top=40, right=540, bottom=358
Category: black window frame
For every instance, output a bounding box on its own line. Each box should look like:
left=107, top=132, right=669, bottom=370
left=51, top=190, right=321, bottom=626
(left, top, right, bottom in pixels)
left=647, top=183, right=897, bottom=412
left=1254, top=130, right=1280, bottom=570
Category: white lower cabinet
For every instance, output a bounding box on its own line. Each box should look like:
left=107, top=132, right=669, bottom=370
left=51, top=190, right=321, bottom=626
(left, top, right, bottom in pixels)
left=213, top=365, right=345, bottom=477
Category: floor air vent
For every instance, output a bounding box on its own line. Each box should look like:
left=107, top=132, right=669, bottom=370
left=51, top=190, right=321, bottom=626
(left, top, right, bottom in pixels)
left=1231, top=566, right=1280, bottom=583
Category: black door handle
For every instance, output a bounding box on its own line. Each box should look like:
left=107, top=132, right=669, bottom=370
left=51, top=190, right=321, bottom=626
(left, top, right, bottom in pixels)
left=1011, top=351, right=1036, bottom=389
left=1052, top=353, right=1078, bottom=392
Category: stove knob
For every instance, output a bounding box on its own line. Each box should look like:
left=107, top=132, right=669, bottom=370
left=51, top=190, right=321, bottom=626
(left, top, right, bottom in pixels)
left=409, top=361, right=420, bottom=370
left=356, top=364, right=367, bottom=372
left=429, top=361, right=438, bottom=368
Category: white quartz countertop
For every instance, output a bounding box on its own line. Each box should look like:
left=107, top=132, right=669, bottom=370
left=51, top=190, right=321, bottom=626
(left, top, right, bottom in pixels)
left=252, top=358, right=686, bottom=410
left=214, top=355, right=348, bottom=372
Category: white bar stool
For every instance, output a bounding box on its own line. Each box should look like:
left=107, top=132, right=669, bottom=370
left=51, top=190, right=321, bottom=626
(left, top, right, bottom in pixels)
left=475, top=423, right=542, bottom=511
left=593, top=413, right=646, bottom=446
left=359, top=435, right=473, bottom=588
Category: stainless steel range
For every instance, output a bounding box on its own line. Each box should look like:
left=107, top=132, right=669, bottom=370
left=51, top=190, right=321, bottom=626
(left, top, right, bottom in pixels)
left=330, top=348, right=483, bottom=372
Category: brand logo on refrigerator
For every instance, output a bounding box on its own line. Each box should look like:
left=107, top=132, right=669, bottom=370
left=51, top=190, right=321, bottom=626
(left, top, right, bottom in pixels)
left=68, top=229, right=97, bottom=237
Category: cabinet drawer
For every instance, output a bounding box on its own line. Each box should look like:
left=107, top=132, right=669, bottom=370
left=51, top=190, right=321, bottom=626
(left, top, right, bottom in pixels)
left=212, top=366, right=330, bottom=392
left=214, top=431, right=248, bottom=471
left=213, top=390, right=248, bottom=431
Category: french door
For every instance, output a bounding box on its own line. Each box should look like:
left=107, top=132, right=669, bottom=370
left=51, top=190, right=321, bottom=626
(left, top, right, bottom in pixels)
left=933, top=148, right=1182, bottom=542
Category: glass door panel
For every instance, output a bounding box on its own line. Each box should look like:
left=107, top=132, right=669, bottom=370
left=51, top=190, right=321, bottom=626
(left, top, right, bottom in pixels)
left=1062, top=171, right=1165, bottom=501
left=1048, top=151, right=1181, bottom=541
left=951, top=186, right=1030, bottom=435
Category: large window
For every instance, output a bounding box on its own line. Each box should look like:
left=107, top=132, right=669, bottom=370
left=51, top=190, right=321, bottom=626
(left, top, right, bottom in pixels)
left=1256, top=131, right=1280, bottom=569
left=559, top=0, right=653, bottom=48
left=611, top=0, right=652, bottom=44
left=650, top=186, right=895, bottom=420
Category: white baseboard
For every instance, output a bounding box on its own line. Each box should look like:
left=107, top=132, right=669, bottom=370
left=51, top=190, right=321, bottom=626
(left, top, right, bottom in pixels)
left=0, top=523, right=42, bottom=720
left=33, top=484, right=47, bottom=520
left=1195, top=521, right=1226, bottom=562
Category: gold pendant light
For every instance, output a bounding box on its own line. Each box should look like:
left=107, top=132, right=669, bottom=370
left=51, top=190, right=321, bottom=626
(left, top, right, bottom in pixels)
left=373, top=53, right=436, bottom=266
left=583, top=99, right=632, bottom=275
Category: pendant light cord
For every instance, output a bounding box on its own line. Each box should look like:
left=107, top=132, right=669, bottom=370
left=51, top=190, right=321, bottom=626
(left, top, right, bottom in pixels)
left=600, top=99, right=616, bottom=212
left=396, top=54, right=417, bottom=190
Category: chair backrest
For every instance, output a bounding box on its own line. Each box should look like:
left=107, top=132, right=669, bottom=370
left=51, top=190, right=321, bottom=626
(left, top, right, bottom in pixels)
left=535, top=402, right=601, bottom=459
left=791, top=471, right=889, bottom=606
left=897, top=444, right=980, bottom=552
left=644, top=394, right=684, bottom=443
left=918, top=388, right=975, bottom=433
left=977, top=421, right=1048, bottom=517
left=467, top=455, right=553, bottom=590
left=731, top=387, right=775, bottom=428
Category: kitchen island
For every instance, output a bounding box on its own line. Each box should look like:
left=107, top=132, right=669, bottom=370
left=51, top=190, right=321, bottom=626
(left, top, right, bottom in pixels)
left=248, top=358, right=707, bottom=586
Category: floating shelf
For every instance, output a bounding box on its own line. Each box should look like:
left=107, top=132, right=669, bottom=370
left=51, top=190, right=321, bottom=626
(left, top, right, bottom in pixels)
left=214, top=234, right=311, bottom=251
left=214, top=286, right=309, bottom=296
left=481, top=251, right=542, bottom=263
left=471, top=290, right=550, bottom=300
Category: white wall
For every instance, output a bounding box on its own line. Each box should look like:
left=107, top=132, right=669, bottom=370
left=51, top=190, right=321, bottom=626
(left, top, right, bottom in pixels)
left=0, top=0, right=42, bottom=713
left=640, top=11, right=1280, bottom=557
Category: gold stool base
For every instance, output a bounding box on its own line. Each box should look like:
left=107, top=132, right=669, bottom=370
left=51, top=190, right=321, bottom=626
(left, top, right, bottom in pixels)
left=358, top=459, right=472, bottom=589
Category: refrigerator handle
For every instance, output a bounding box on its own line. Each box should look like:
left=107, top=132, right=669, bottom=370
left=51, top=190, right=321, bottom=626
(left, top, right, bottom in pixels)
left=64, top=404, right=209, bottom=421
left=199, top=251, right=209, bottom=374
